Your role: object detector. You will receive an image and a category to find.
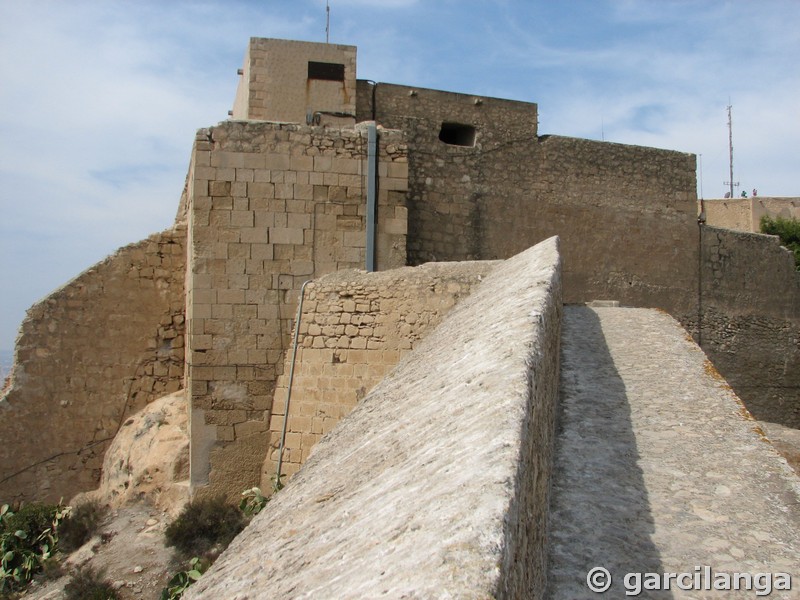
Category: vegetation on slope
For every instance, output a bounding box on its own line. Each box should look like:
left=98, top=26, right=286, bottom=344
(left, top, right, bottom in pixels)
left=761, top=215, right=800, bottom=270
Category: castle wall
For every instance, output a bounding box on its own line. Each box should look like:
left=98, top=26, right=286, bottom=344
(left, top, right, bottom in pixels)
left=361, top=81, right=698, bottom=316
left=261, top=261, right=495, bottom=487
left=186, top=120, right=408, bottom=498
left=0, top=227, right=186, bottom=503
left=493, top=136, right=699, bottom=316
left=698, top=226, right=800, bottom=426
left=361, top=78, right=800, bottom=430
left=358, top=81, right=539, bottom=264
left=704, top=196, right=800, bottom=232
left=186, top=238, right=562, bottom=600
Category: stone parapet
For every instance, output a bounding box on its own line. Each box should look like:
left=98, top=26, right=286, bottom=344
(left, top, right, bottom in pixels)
left=703, top=196, right=800, bottom=233
left=262, top=261, right=496, bottom=486
left=186, top=237, right=563, bottom=599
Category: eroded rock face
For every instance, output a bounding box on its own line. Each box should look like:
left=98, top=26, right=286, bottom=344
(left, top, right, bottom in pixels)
left=77, top=390, right=189, bottom=517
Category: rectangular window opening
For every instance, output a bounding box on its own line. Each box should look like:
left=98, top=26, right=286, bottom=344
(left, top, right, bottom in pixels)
left=308, top=61, right=345, bottom=82
left=439, top=122, right=477, bottom=147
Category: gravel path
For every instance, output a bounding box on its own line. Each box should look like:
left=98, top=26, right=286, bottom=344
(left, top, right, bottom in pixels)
left=547, top=306, right=800, bottom=599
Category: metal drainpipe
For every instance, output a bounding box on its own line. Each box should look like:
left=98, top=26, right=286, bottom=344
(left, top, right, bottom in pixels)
left=366, top=122, right=378, bottom=272
left=275, top=279, right=312, bottom=488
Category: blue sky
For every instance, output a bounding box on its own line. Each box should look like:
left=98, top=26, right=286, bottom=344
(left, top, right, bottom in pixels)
left=1, top=0, right=799, bottom=352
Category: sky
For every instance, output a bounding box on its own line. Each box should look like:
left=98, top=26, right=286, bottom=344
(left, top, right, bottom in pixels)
left=1, top=0, right=799, bottom=352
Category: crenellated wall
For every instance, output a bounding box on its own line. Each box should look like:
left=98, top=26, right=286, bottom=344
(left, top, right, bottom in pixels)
left=0, top=226, right=186, bottom=503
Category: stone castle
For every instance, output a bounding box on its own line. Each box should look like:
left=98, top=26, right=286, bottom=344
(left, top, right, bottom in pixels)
left=1, top=37, right=798, bottom=506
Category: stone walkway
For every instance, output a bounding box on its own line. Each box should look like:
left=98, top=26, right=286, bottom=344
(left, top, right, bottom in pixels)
left=547, top=306, right=800, bottom=599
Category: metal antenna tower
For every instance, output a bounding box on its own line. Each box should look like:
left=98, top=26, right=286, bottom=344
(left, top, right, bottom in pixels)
left=723, top=104, right=739, bottom=198
left=326, top=0, right=330, bottom=43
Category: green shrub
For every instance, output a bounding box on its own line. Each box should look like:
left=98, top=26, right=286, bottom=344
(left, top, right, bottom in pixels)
left=164, top=497, right=245, bottom=559
left=0, top=502, right=68, bottom=594
left=160, top=557, right=208, bottom=600
left=63, top=566, right=118, bottom=600
left=1, top=503, right=59, bottom=540
left=239, top=487, right=269, bottom=517
left=58, top=500, right=106, bottom=553
left=761, top=215, right=800, bottom=270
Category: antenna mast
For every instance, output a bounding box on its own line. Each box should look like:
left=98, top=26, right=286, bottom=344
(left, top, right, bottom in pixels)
left=326, top=0, right=330, bottom=43
left=723, top=104, right=739, bottom=198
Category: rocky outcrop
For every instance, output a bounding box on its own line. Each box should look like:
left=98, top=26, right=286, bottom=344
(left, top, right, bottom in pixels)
left=77, top=390, right=189, bottom=517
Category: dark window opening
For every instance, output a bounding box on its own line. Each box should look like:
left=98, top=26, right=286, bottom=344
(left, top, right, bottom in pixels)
left=438, top=122, right=477, bottom=147
left=308, top=61, right=345, bottom=82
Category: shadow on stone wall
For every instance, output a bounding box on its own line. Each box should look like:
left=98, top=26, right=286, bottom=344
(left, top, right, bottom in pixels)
left=546, top=306, right=666, bottom=598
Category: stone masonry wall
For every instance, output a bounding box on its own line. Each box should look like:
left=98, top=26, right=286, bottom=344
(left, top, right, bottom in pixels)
left=361, top=82, right=698, bottom=318
left=186, top=120, right=408, bottom=498
left=703, top=196, right=800, bottom=233
left=698, top=226, right=800, bottom=426
left=361, top=78, right=800, bottom=432
left=261, top=261, right=496, bottom=487
left=187, top=238, right=562, bottom=600
left=0, top=226, right=186, bottom=503
left=359, top=81, right=538, bottom=264
left=233, top=38, right=357, bottom=124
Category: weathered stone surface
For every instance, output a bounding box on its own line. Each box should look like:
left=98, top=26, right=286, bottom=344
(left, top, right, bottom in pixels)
left=262, top=260, right=497, bottom=485
left=704, top=196, right=800, bottom=233
left=187, top=237, right=563, bottom=599
left=187, top=120, right=409, bottom=499
left=77, top=390, right=189, bottom=517
left=547, top=307, right=800, bottom=599
left=0, top=227, right=186, bottom=503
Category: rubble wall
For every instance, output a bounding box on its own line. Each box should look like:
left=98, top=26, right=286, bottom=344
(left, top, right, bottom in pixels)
left=261, top=261, right=495, bottom=486
left=698, top=226, right=800, bottom=426
left=362, top=82, right=698, bottom=318
left=0, top=227, right=186, bottom=503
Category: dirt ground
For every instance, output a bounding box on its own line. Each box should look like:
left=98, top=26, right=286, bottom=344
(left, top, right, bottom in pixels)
left=20, top=504, right=177, bottom=600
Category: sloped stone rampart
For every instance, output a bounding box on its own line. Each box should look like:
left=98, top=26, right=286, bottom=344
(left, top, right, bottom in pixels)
left=187, top=237, right=562, bottom=599
left=0, top=226, right=187, bottom=503
left=548, top=306, right=800, bottom=598
left=262, top=261, right=496, bottom=486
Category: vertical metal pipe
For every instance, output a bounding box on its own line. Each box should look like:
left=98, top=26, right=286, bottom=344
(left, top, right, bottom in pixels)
left=275, top=279, right=311, bottom=489
left=366, top=122, right=377, bottom=272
